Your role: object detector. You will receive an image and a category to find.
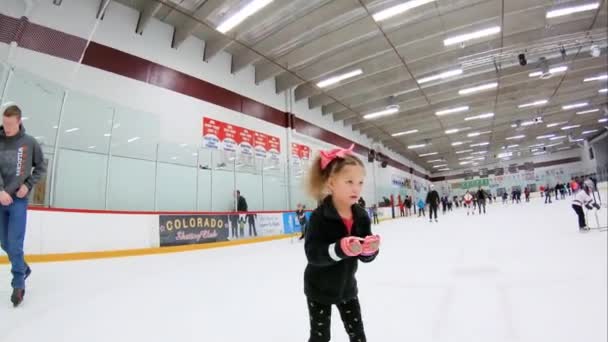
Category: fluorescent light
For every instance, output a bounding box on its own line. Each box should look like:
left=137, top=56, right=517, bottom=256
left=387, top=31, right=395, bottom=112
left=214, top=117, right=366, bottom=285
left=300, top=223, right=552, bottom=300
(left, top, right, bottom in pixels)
left=497, top=152, right=512, bottom=158
left=518, top=99, right=548, bottom=108
left=88, top=145, right=96, bottom=149
left=455, top=149, right=473, bottom=154
left=373, top=0, right=436, bottom=21
left=467, top=131, right=491, bottom=138
left=528, top=143, right=545, bottom=148
left=419, top=152, right=438, bottom=157
left=427, top=159, right=444, bottom=163
left=533, top=151, right=547, bottom=156
left=549, top=135, right=567, bottom=140
left=506, top=134, right=525, bottom=140
left=444, top=26, right=501, bottom=46
left=458, top=82, right=498, bottom=95
left=364, top=107, right=399, bottom=120
left=599, top=88, right=608, bottom=93
left=317, top=69, right=363, bottom=88
left=582, top=129, right=598, bottom=134
left=127, top=136, right=141, bottom=143
left=104, top=133, right=111, bottom=137
left=392, top=129, right=418, bottom=137
left=520, top=120, right=536, bottom=127
left=459, top=161, right=473, bottom=165
left=470, top=142, right=489, bottom=147
left=464, top=112, right=494, bottom=121
left=438, top=168, right=451, bottom=171
left=451, top=141, right=464, bottom=146
left=557, top=146, right=572, bottom=151
left=473, top=157, right=485, bottom=161
left=547, top=121, right=567, bottom=128
left=471, top=151, right=487, bottom=155
left=546, top=142, right=563, bottom=148
left=546, top=3, right=600, bottom=18
left=507, top=144, right=519, bottom=148
left=436, top=106, right=469, bottom=116
left=561, top=124, right=580, bottom=130
left=408, top=144, right=426, bottom=149
left=459, top=156, right=474, bottom=160
left=571, top=139, right=585, bottom=142
left=418, top=68, right=463, bottom=84
left=445, top=127, right=470, bottom=134
left=217, top=0, right=274, bottom=33
left=432, top=164, right=448, bottom=168
left=529, top=66, right=568, bottom=78
left=65, top=127, right=79, bottom=133
left=537, top=134, right=556, bottom=139
left=599, top=118, right=608, bottom=123
left=583, top=74, right=607, bottom=82
left=563, top=102, right=588, bottom=110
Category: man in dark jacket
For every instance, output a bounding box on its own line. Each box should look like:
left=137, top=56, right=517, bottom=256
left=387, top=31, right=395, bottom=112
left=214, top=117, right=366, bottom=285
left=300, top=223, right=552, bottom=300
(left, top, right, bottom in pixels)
left=0, top=104, right=47, bottom=307
left=426, top=185, right=440, bottom=222
left=476, top=187, right=487, bottom=214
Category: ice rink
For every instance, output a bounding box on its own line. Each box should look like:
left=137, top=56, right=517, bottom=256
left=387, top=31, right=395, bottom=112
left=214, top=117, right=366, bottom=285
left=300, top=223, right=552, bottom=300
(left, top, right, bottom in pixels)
left=1, top=197, right=606, bottom=342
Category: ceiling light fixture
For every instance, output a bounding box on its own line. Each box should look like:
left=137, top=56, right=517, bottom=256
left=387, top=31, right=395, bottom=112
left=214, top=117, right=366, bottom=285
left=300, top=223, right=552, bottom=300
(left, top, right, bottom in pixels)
left=464, top=112, right=494, bottom=121
left=583, top=74, right=608, bottom=82
left=408, top=144, right=426, bottom=149
left=392, top=129, right=418, bottom=136
left=599, top=88, right=608, bottom=93
left=470, top=142, right=490, bottom=147
left=546, top=121, right=567, bottom=128
left=363, top=107, right=399, bottom=120
left=438, top=168, right=451, bottom=171
left=455, top=149, right=473, bottom=154
left=471, top=151, right=488, bottom=155
left=533, top=151, right=547, bottom=156
left=467, top=130, right=491, bottom=138
left=373, top=0, right=436, bottom=21
left=537, top=134, right=556, bottom=139
left=418, top=68, right=463, bottom=84
left=561, top=124, right=581, bottom=130
left=582, top=129, right=598, bottom=135
left=127, top=136, right=141, bottom=143
left=443, top=26, right=501, bottom=46
left=576, top=109, right=599, bottom=115
left=436, top=106, right=469, bottom=116
left=518, top=99, right=548, bottom=108
left=217, top=0, right=274, bottom=33
left=497, top=152, right=513, bottom=158
left=433, top=164, right=448, bottom=168
left=529, top=66, right=568, bottom=78
left=546, top=3, right=600, bottom=18
left=562, top=102, right=588, bottom=110
left=419, top=152, right=438, bottom=157
left=458, top=82, right=498, bottom=95
left=598, top=118, right=608, bottom=123
left=451, top=141, right=464, bottom=146
left=506, top=134, right=525, bottom=140
left=427, top=159, right=444, bottom=163
left=65, top=127, right=79, bottom=133
left=549, top=135, right=567, bottom=140
left=317, top=69, right=363, bottom=88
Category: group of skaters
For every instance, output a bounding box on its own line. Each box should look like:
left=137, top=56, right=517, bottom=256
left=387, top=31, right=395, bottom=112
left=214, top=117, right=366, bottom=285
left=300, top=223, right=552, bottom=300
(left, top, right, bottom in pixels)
left=541, top=179, right=582, bottom=204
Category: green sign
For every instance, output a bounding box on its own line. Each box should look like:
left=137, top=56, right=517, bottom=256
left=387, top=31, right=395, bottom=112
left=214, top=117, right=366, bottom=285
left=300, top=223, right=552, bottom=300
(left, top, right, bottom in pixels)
left=455, top=178, right=489, bottom=189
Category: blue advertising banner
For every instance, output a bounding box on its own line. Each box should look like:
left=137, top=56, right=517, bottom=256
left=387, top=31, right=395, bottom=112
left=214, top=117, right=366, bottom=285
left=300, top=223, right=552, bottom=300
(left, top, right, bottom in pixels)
left=282, top=211, right=312, bottom=234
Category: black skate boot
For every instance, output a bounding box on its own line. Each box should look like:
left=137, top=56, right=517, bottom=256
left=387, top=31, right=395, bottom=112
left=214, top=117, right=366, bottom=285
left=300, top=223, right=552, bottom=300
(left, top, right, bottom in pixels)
left=11, top=288, right=24, bottom=307
left=25, top=264, right=31, bottom=280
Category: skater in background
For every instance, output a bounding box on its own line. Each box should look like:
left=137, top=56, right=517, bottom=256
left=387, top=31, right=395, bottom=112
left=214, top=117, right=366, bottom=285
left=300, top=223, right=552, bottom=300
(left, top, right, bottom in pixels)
left=238, top=215, right=246, bottom=238
left=447, top=196, right=453, bottom=211
left=405, top=195, right=412, bottom=216
left=464, top=191, right=474, bottom=215
left=371, top=204, right=379, bottom=225
left=476, top=187, right=487, bottom=214
left=297, top=204, right=307, bottom=240
left=544, top=185, right=552, bottom=204
left=441, top=196, right=448, bottom=214
left=247, top=213, right=257, bottom=237
left=502, top=191, right=508, bottom=204
left=417, top=198, right=426, bottom=217
left=571, top=180, right=600, bottom=232
left=426, top=185, right=440, bottom=222
left=0, top=104, right=47, bottom=307
left=560, top=184, right=566, bottom=199
left=399, top=196, right=405, bottom=217
left=472, top=192, right=478, bottom=210
left=554, top=183, right=560, bottom=201
left=303, top=144, right=380, bottom=342
left=524, top=187, right=530, bottom=202
left=566, top=182, right=572, bottom=196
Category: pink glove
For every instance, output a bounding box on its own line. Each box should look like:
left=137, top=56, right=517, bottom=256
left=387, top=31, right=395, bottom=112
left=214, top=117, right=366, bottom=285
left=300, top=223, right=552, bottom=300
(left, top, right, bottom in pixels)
left=340, top=236, right=364, bottom=257
left=361, top=235, right=381, bottom=256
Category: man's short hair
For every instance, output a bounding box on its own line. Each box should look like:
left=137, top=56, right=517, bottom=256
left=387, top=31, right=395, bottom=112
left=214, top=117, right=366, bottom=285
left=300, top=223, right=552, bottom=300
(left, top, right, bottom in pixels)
left=3, top=105, right=22, bottom=119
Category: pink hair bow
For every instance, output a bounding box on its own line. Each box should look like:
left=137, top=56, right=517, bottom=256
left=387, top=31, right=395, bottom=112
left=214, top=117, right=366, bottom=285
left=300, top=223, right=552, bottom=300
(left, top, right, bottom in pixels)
left=319, top=144, right=355, bottom=170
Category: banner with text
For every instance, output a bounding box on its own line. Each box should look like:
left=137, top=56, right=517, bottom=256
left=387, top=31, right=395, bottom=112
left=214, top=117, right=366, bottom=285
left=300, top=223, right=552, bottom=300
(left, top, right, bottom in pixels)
left=159, top=214, right=230, bottom=247
left=282, top=211, right=313, bottom=234
left=202, top=118, right=281, bottom=159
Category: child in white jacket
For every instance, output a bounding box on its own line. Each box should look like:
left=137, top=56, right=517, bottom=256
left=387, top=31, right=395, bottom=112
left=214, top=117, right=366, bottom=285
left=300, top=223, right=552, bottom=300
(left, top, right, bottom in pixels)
left=572, top=180, right=600, bottom=231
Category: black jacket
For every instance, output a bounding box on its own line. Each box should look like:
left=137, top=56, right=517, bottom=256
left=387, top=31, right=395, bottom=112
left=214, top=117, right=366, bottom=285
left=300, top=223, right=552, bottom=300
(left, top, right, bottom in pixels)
left=237, top=195, right=248, bottom=212
left=304, top=196, right=379, bottom=304
left=426, top=190, right=440, bottom=206
left=476, top=189, right=486, bottom=201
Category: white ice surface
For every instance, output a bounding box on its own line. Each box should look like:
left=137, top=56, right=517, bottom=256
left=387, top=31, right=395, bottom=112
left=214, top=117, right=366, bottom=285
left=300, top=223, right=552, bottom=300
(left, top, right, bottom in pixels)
left=1, top=197, right=606, bottom=342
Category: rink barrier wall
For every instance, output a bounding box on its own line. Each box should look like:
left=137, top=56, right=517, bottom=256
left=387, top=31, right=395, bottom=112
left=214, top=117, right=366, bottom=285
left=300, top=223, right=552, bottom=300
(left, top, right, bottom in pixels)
left=0, top=206, right=406, bottom=263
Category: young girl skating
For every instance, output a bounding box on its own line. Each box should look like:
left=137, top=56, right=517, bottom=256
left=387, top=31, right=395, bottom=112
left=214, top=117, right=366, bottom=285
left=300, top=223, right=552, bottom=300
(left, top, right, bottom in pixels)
left=464, top=191, right=474, bottom=215
left=304, top=144, right=380, bottom=342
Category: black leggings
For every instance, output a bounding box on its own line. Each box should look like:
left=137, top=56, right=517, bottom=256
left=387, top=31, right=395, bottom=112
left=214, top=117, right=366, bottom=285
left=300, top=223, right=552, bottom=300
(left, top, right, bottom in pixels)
left=572, top=204, right=586, bottom=228
left=429, top=205, right=438, bottom=219
left=307, top=297, right=366, bottom=342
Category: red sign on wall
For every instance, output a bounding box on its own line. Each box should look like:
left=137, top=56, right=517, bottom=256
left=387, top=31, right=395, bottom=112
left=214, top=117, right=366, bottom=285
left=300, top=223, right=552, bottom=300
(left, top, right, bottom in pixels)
left=202, top=117, right=280, bottom=158
left=291, top=143, right=311, bottom=160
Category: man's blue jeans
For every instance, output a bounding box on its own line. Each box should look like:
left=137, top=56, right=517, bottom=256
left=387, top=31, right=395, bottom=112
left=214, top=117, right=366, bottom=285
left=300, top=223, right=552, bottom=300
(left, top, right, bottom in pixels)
left=0, top=196, right=29, bottom=289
